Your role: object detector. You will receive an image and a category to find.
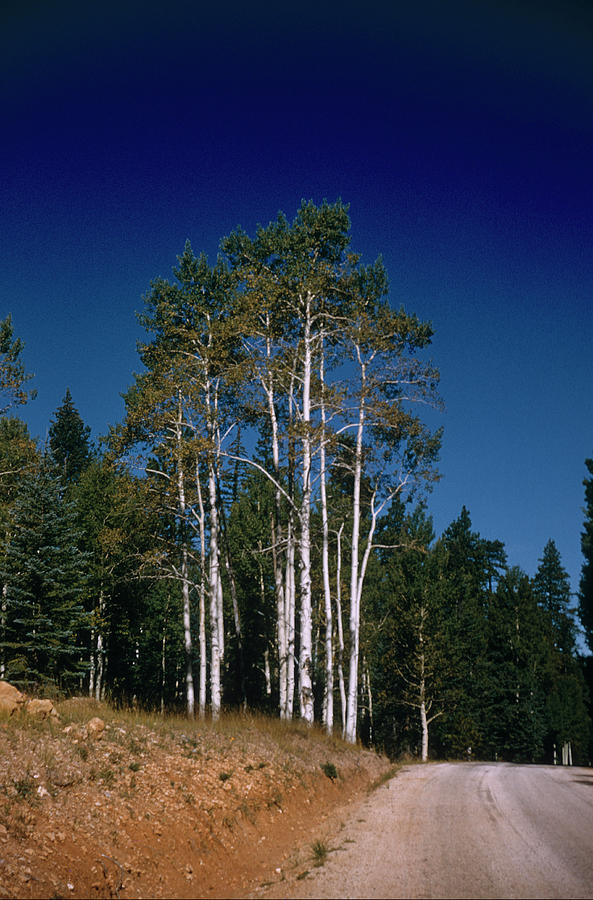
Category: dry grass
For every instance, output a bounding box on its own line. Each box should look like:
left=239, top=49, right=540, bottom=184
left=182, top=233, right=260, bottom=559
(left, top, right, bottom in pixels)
left=0, top=696, right=392, bottom=899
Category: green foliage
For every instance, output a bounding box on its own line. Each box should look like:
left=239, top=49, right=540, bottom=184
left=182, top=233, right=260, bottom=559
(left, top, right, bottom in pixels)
left=48, top=388, right=92, bottom=484
left=311, top=839, right=329, bottom=866
left=579, top=456, right=593, bottom=654
left=5, top=203, right=587, bottom=765
left=320, top=761, right=338, bottom=780
left=0, top=315, right=36, bottom=416
left=0, top=454, right=89, bottom=689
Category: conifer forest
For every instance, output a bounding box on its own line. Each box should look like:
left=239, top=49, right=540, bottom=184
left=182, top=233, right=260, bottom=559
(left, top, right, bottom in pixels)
left=1, top=202, right=592, bottom=764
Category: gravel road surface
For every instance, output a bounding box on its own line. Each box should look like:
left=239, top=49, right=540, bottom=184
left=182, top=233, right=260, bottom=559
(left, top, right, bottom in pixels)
left=259, top=762, right=593, bottom=899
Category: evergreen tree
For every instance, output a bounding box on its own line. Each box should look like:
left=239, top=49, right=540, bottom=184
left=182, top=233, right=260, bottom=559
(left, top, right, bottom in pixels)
left=579, top=455, right=593, bottom=653
left=436, top=507, right=495, bottom=756
left=49, top=388, right=92, bottom=483
left=0, top=455, right=89, bottom=689
left=366, top=504, right=450, bottom=760
left=533, top=539, right=576, bottom=654
left=484, top=568, right=547, bottom=762
left=534, top=539, right=590, bottom=763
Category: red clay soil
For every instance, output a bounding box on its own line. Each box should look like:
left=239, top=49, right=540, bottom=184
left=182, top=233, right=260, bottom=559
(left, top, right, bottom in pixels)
left=0, top=699, right=390, bottom=900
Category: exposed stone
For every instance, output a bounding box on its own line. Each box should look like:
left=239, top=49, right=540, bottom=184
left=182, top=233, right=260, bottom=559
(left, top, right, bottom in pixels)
left=63, top=723, right=89, bottom=741
left=0, top=680, right=25, bottom=716
left=25, top=698, right=59, bottom=719
left=87, top=716, right=105, bottom=738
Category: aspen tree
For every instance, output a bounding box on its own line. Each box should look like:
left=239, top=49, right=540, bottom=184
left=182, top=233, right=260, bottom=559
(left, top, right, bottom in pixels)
left=116, top=243, right=241, bottom=718
left=340, top=284, right=442, bottom=743
left=223, top=201, right=352, bottom=724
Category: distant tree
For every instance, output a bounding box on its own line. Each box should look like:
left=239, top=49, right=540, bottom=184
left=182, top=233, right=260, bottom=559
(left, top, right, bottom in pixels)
left=533, top=539, right=576, bottom=654
left=48, top=388, right=92, bottom=483
left=0, top=455, right=89, bottom=690
left=436, top=507, right=495, bottom=756
left=579, top=455, right=593, bottom=654
left=0, top=418, right=39, bottom=679
left=534, top=539, right=590, bottom=764
left=367, top=505, right=450, bottom=761
left=73, top=457, right=160, bottom=702
left=484, top=567, right=547, bottom=762
left=0, top=315, right=35, bottom=416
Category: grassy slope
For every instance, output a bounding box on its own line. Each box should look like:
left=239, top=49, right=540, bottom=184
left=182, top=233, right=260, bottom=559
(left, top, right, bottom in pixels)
left=0, top=698, right=392, bottom=899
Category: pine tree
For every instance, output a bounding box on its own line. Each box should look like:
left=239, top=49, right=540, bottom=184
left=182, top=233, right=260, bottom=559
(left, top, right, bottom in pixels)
left=579, top=455, right=593, bottom=653
left=437, top=507, right=493, bottom=756
left=0, top=455, right=89, bottom=689
left=48, top=388, right=92, bottom=483
left=533, top=539, right=575, bottom=654
left=485, top=568, right=547, bottom=762
left=534, top=539, right=590, bottom=763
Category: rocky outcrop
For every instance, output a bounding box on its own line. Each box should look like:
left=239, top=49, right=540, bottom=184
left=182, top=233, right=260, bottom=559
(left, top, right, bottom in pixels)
left=0, top=681, right=25, bottom=716
left=25, top=698, right=59, bottom=719
left=63, top=716, right=106, bottom=741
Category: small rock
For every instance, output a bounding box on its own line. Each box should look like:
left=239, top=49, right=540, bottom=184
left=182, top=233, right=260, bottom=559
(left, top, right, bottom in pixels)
left=0, top=681, right=25, bottom=716
left=87, top=716, right=105, bottom=738
left=25, top=698, right=58, bottom=719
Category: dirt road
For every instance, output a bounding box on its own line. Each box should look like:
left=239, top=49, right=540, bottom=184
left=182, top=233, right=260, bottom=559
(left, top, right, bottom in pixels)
left=257, top=762, right=593, bottom=899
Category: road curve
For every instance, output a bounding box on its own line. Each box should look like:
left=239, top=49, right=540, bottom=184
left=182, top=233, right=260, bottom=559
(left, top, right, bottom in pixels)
left=258, top=762, right=593, bottom=900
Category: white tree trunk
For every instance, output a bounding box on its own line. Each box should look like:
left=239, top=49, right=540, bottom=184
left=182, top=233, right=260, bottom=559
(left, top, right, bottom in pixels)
left=335, top=523, right=347, bottom=737
left=176, top=402, right=195, bottom=718
left=0, top=582, right=6, bottom=679
left=94, top=587, right=105, bottom=702
left=319, top=347, right=333, bottom=734
left=285, top=511, right=296, bottom=719
left=298, top=292, right=314, bottom=724
left=195, top=463, right=207, bottom=718
left=345, top=366, right=365, bottom=743
left=420, top=696, right=429, bottom=762
left=161, top=629, right=166, bottom=715
left=208, top=461, right=221, bottom=720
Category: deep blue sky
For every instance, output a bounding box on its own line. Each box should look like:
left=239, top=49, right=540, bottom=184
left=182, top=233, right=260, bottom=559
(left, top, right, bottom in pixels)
left=2, top=1, right=593, bottom=624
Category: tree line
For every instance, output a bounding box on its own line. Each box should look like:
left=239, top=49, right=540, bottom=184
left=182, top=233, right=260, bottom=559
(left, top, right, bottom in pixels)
left=1, top=200, right=592, bottom=763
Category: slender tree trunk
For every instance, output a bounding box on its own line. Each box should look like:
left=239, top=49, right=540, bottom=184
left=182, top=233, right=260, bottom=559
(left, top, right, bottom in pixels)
left=346, top=364, right=366, bottom=743
left=319, top=346, right=333, bottom=734
left=363, top=654, right=373, bottom=745
left=0, top=582, right=6, bottom=679
left=285, top=361, right=298, bottom=720
left=264, top=648, right=272, bottom=697
left=335, top=523, right=347, bottom=737
left=181, top=544, right=195, bottom=716
left=89, top=626, right=95, bottom=698
left=285, top=511, right=296, bottom=719
left=195, top=463, right=207, bottom=718
left=208, top=460, right=221, bottom=720
left=299, top=292, right=314, bottom=724
left=261, top=315, right=289, bottom=719
left=175, top=398, right=195, bottom=717
left=161, top=630, right=166, bottom=715
left=271, top=517, right=287, bottom=717
left=94, top=586, right=105, bottom=702
left=420, top=696, right=428, bottom=762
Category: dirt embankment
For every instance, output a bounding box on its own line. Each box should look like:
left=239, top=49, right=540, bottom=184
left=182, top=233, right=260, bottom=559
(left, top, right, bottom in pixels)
left=0, top=697, right=391, bottom=900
